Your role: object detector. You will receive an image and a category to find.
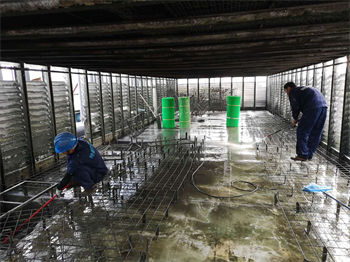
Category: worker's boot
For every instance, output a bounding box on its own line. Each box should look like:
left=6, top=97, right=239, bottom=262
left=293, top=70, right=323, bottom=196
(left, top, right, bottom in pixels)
left=291, top=156, right=307, bottom=161
left=82, top=184, right=98, bottom=196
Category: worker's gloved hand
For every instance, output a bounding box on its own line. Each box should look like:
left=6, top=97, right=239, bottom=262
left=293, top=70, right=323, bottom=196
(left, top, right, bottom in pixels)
left=56, top=188, right=63, bottom=198
left=292, top=119, right=298, bottom=126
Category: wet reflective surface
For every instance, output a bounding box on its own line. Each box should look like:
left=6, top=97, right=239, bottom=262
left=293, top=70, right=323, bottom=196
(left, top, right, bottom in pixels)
left=145, top=112, right=304, bottom=262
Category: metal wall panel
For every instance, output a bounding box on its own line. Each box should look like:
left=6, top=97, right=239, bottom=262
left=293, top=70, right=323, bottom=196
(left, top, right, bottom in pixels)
left=329, top=59, right=347, bottom=151
left=199, top=78, right=209, bottom=109
left=79, top=70, right=93, bottom=143
left=314, top=64, right=323, bottom=91
left=87, top=81, right=103, bottom=141
left=156, top=78, right=162, bottom=114
left=102, top=80, right=113, bottom=136
left=112, top=74, right=123, bottom=132
left=188, top=78, right=197, bottom=99
left=209, top=78, right=220, bottom=110
left=166, top=78, right=176, bottom=98
left=121, top=75, right=130, bottom=120
left=256, top=76, right=267, bottom=108
left=340, top=59, right=350, bottom=160
left=221, top=77, right=231, bottom=107
left=307, top=65, right=314, bottom=86
left=243, top=77, right=254, bottom=108
left=147, top=77, right=154, bottom=121
left=0, top=80, right=30, bottom=174
left=321, top=62, right=333, bottom=144
left=52, top=81, right=73, bottom=134
left=26, top=80, right=55, bottom=161
left=129, top=76, right=137, bottom=116
left=178, top=79, right=187, bottom=97
left=301, top=67, right=307, bottom=86
left=232, top=77, right=243, bottom=107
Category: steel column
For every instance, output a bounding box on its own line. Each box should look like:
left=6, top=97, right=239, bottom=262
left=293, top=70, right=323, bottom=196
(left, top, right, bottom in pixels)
left=176, top=79, right=178, bottom=97
left=186, top=78, right=189, bottom=97
left=208, top=78, right=211, bottom=108
left=135, top=76, right=139, bottom=114
left=144, top=76, right=150, bottom=124
left=327, top=61, right=335, bottom=151
left=321, top=62, right=325, bottom=94
left=119, top=74, right=125, bottom=134
left=312, top=66, right=316, bottom=87
left=128, top=75, right=132, bottom=118
left=254, top=76, right=256, bottom=109
left=242, top=77, right=245, bottom=109
left=98, top=72, right=105, bottom=144
left=0, top=144, right=6, bottom=191
left=68, top=68, right=77, bottom=136
left=109, top=73, right=116, bottom=141
left=219, top=77, right=222, bottom=110
left=266, top=76, right=268, bottom=109
left=197, top=78, right=200, bottom=102
left=339, top=56, right=349, bottom=160
left=140, top=76, right=143, bottom=109
left=85, top=71, right=94, bottom=144
left=19, top=63, right=36, bottom=174
left=47, top=66, right=58, bottom=159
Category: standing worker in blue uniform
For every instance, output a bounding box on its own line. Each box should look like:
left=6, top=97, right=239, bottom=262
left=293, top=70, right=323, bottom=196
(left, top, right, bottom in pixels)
left=54, top=132, right=108, bottom=196
left=284, top=82, right=327, bottom=161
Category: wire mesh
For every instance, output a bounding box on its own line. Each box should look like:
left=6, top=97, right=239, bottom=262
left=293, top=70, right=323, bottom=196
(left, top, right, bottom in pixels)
left=248, top=113, right=350, bottom=262
left=1, top=135, right=202, bottom=261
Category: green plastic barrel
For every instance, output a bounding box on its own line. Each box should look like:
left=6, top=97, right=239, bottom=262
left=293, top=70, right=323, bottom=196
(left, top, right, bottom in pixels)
left=227, top=96, right=241, bottom=127
left=178, top=97, right=191, bottom=128
left=162, top=97, right=175, bottom=129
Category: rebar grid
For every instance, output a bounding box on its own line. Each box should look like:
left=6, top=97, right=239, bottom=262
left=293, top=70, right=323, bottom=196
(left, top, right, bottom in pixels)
left=250, top=113, right=350, bottom=262
left=1, top=137, right=202, bottom=261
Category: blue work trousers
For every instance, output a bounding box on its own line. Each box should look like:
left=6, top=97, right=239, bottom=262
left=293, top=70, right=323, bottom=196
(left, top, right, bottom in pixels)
left=296, top=107, right=327, bottom=159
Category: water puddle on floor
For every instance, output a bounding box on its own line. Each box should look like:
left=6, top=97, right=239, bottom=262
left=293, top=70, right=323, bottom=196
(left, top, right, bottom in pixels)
left=147, top=112, right=304, bottom=262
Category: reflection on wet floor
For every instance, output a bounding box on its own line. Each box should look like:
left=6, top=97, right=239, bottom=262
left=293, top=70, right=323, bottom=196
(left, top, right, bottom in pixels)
left=2, top=111, right=348, bottom=261
left=146, top=111, right=304, bottom=262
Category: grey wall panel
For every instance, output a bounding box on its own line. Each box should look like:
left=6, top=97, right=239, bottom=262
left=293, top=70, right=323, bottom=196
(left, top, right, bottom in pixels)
left=321, top=64, right=333, bottom=144
left=52, top=81, right=73, bottom=134
left=26, top=81, right=54, bottom=161
left=0, top=80, right=29, bottom=173
left=129, top=77, right=137, bottom=116
left=102, top=82, right=113, bottom=136
left=121, top=76, right=130, bottom=121
left=88, top=82, right=102, bottom=141
left=112, top=76, right=122, bottom=132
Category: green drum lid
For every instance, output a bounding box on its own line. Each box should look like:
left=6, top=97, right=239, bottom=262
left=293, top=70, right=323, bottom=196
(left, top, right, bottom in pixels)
left=162, top=97, right=175, bottom=107
left=178, top=97, right=190, bottom=106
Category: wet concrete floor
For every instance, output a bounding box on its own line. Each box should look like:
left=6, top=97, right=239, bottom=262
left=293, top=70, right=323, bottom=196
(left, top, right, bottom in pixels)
left=141, top=111, right=303, bottom=262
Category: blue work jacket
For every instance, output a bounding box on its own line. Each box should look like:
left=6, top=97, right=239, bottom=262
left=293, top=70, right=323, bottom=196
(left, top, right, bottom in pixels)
left=66, top=140, right=107, bottom=189
left=289, top=86, right=327, bottom=120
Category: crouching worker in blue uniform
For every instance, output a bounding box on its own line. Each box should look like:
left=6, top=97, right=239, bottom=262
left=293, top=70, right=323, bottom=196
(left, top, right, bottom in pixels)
left=54, top=132, right=108, bottom=196
left=284, top=82, right=327, bottom=161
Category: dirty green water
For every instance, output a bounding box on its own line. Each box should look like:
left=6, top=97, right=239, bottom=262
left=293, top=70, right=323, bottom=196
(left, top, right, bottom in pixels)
left=147, top=112, right=304, bottom=262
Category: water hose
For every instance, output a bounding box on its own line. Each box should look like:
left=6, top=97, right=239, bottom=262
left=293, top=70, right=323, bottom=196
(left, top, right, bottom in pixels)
left=2, top=184, right=70, bottom=244
left=191, top=162, right=260, bottom=199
